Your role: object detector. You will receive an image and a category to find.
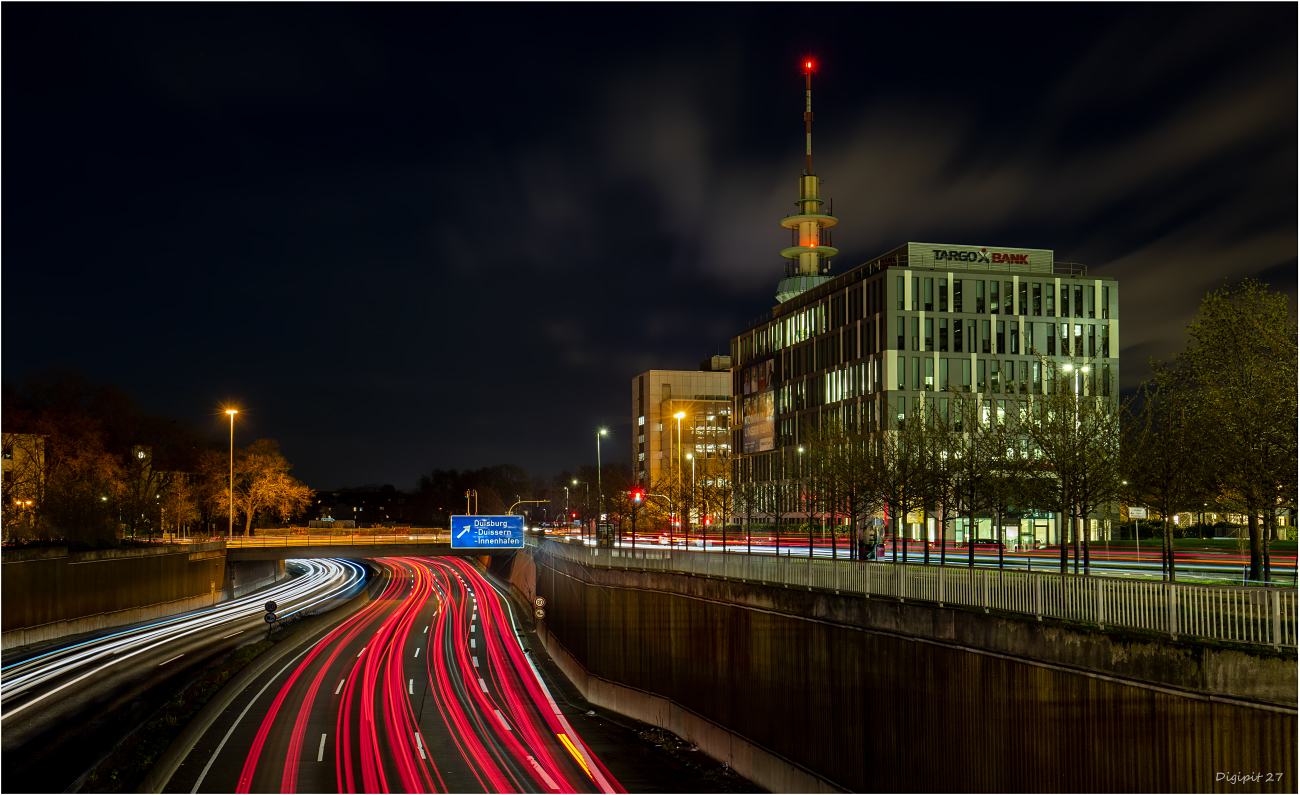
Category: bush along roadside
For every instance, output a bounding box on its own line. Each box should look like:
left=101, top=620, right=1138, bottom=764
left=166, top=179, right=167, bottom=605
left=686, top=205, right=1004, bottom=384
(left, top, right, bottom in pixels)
left=81, top=640, right=272, bottom=793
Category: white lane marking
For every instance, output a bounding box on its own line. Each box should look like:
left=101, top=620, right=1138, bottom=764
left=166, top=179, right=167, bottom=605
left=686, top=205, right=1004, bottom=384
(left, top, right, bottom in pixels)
left=471, top=656, right=479, bottom=668
left=415, top=732, right=426, bottom=760
left=357, top=646, right=366, bottom=657
left=478, top=677, right=488, bottom=693
left=495, top=709, right=513, bottom=731
left=191, top=645, right=316, bottom=793
left=526, top=755, right=560, bottom=790
left=414, top=647, right=420, bottom=658
left=424, top=625, right=429, bottom=634
left=408, top=678, right=414, bottom=694
left=471, top=624, right=475, bottom=632
left=158, top=654, right=184, bottom=666
left=335, top=679, right=345, bottom=695
left=470, top=639, right=476, bottom=648
left=317, top=733, right=328, bottom=762
left=221, top=630, right=244, bottom=639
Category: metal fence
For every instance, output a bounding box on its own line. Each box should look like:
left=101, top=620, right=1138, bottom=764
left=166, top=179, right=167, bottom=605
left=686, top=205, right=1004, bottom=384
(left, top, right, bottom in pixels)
left=225, top=532, right=450, bottom=548
left=532, top=540, right=1297, bottom=649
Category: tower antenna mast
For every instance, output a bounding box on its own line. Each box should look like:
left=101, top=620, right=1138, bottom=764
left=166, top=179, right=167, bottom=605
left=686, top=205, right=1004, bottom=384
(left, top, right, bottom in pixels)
left=776, top=58, right=839, bottom=305
left=804, top=60, right=813, bottom=175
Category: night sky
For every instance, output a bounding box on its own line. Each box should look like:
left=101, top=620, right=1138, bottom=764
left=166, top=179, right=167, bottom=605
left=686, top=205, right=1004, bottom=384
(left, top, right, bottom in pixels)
left=4, top=4, right=1295, bottom=490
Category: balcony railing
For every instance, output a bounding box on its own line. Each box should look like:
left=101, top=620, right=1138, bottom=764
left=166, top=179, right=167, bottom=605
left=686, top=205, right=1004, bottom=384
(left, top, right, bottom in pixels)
left=531, top=540, right=1296, bottom=649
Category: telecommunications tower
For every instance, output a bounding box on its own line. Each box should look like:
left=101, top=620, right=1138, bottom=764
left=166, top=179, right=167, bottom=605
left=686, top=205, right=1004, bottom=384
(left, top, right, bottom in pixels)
left=775, top=59, right=839, bottom=304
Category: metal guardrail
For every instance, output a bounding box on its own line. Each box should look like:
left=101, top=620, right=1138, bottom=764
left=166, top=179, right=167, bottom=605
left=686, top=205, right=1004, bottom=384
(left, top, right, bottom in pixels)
left=225, top=532, right=451, bottom=548
left=532, top=540, right=1297, bottom=650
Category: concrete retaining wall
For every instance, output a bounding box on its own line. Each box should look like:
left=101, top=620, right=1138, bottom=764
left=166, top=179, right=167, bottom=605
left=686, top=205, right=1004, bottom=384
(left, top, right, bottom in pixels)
left=2, top=542, right=227, bottom=651
left=520, top=547, right=1298, bottom=793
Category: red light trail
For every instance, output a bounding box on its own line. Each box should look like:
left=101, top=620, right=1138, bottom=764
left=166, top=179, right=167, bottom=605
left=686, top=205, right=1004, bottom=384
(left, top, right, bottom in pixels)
left=221, top=557, right=623, bottom=793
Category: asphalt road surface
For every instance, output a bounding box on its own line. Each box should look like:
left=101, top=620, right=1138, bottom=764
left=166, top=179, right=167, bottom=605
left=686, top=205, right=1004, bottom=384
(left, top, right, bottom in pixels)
left=0, top=559, right=365, bottom=793
left=170, top=557, right=663, bottom=794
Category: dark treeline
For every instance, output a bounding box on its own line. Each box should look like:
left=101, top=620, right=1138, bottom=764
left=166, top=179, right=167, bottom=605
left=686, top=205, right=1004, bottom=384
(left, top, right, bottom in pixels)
left=2, top=370, right=312, bottom=546
left=409, top=462, right=632, bottom=526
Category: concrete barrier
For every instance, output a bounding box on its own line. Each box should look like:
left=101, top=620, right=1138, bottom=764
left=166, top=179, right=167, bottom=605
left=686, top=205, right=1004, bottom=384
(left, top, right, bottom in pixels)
left=522, top=547, right=1298, bottom=793
left=2, top=542, right=228, bottom=651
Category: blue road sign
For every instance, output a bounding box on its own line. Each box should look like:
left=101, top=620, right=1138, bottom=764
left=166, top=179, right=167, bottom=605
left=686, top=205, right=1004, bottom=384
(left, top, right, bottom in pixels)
left=450, top=515, right=524, bottom=549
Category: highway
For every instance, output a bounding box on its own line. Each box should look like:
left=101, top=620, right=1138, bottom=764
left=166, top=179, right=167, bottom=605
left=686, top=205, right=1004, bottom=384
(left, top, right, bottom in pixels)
left=171, top=557, right=625, bottom=794
left=0, top=558, right=366, bottom=793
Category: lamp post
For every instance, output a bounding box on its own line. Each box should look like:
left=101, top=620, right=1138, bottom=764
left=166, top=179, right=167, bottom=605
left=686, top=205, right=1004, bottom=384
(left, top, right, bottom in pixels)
left=597, top=428, right=608, bottom=545
left=686, top=453, right=695, bottom=548
left=225, top=409, right=238, bottom=540
left=673, top=411, right=685, bottom=547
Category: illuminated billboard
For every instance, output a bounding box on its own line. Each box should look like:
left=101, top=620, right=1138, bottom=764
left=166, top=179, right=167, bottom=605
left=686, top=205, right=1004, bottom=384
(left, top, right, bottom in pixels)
left=741, top=357, right=775, bottom=454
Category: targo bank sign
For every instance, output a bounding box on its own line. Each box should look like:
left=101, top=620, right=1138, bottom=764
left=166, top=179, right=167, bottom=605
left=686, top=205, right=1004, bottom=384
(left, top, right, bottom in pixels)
left=908, top=242, right=1055, bottom=271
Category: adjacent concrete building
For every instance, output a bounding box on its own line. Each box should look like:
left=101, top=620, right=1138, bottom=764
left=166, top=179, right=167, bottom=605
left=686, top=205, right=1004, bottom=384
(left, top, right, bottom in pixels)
left=631, top=358, right=732, bottom=490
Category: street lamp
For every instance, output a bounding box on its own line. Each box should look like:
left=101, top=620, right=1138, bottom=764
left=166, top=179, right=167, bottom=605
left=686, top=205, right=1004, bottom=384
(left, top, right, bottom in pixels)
left=225, top=409, right=238, bottom=540
left=572, top=479, right=588, bottom=543
left=674, top=411, right=686, bottom=546
left=597, top=428, right=608, bottom=544
left=686, top=453, right=696, bottom=548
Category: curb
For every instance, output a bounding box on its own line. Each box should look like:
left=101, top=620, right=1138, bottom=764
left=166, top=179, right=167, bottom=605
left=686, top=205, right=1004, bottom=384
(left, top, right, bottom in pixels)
left=137, top=570, right=384, bottom=794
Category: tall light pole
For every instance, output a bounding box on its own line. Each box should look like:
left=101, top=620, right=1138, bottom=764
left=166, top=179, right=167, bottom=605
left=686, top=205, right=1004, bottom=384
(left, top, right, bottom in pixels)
left=225, top=409, right=238, bottom=540
left=674, top=411, right=686, bottom=547
left=686, top=452, right=695, bottom=548
left=596, top=428, right=608, bottom=544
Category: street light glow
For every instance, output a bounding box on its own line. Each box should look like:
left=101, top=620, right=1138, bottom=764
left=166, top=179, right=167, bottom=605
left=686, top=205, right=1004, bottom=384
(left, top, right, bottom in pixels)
left=673, top=412, right=686, bottom=419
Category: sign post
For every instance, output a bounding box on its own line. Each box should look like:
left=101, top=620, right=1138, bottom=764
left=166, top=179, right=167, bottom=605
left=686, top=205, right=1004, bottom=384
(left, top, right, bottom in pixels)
left=1128, top=507, right=1148, bottom=566
left=450, top=515, right=525, bottom=550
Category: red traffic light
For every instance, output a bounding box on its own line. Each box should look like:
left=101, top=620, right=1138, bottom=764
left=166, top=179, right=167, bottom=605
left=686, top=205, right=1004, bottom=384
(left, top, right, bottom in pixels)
left=632, top=490, right=644, bottom=503
left=571, top=512, right=577, bottom=518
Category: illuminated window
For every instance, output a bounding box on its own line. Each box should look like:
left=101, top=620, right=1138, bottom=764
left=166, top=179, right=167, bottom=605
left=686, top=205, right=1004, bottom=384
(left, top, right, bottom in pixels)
left=1074, top=324, right=1084, bottom=356
left=990, top=361, right=1001, bottom=393
left=1025, top=322, right=1034, bottom=353
left=925, top=357, right=934, bottom=391
left=990, top=281, right=999, bottom=314
left=1004, top=281, right=1014, bottom=315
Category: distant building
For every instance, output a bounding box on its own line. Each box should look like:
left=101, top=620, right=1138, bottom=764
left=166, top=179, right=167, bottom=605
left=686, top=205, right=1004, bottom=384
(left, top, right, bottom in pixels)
left=631, top=358, right=732, bottom=487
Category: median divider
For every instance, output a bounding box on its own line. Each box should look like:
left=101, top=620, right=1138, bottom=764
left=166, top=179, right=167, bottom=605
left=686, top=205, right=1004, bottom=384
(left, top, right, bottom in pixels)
left=138, top=564, right=388, bottom=794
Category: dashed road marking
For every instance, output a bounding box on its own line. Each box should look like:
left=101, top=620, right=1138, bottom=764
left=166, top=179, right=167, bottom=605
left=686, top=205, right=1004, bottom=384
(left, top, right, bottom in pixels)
left=317, top=734, right=328, bottom=761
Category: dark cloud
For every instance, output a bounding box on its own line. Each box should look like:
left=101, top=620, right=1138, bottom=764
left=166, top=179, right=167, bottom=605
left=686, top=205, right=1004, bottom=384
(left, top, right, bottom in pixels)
left=3, top=5, right=1293, bottom=488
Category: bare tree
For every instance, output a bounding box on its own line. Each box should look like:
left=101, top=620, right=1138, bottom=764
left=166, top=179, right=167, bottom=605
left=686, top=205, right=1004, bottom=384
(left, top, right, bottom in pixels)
left=1172, top=279, right=1297, bottom=581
